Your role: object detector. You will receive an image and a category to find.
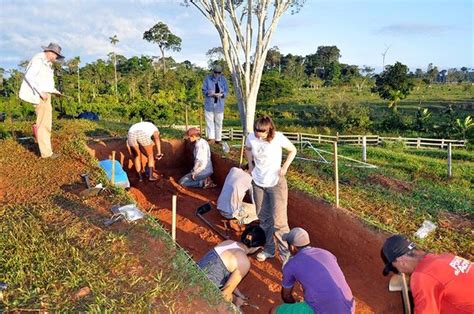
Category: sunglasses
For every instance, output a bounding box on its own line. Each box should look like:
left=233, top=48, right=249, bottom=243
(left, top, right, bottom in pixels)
left=213, top=71, right=222, bottom=74
left=255, top=129, right=268, bottom=133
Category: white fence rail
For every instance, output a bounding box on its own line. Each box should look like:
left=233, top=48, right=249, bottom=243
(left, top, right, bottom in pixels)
left=220, top=128, right=466, bottom=149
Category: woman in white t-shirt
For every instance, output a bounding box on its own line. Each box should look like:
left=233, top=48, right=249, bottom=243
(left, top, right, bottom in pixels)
left=245, top=115, right=297, bottom=264
left=127, top=121, right=163, bottom=182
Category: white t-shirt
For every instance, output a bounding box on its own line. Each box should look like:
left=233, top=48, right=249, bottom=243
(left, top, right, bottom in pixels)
left=245, top=132, right=293, bottom=187
left=193, top=138, right=213, bottom=175
left=217, top=167, right=253, bottom=218
left=128, top=122, right=158, bottom=137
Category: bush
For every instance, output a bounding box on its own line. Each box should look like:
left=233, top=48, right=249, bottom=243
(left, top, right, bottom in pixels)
left=258, top=76, right=293, bottom=102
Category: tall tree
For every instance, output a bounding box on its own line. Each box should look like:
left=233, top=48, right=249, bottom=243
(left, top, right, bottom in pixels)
left=265, top=46, right=282, bottom=73
left=67, top=57, right=81, bottom=105
left=372, top=61, right=414, bottom=110
left=109, top=34, right=119, bottom=101
left=143, top=22, right=182, bottom=75
left=184, top=0, right=306, bottom=133
left=206, top=46, right=225, bottom=68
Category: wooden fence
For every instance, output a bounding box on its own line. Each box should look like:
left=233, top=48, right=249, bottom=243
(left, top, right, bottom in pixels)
left=220, top=128, right=466, bottom=149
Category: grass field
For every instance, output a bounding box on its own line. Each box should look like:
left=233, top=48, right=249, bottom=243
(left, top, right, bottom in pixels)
left=0, top=120, right=228, bottom=312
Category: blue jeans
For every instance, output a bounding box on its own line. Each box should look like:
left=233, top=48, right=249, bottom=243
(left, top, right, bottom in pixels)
left=179, top=172, right=212, bottom=188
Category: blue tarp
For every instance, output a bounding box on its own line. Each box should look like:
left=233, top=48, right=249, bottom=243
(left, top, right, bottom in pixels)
left=99, top=159, right=130, bottom=188
left=77, top=111, right=100, bottom=121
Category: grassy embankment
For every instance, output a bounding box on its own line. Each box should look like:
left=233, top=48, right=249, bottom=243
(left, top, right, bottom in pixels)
left=0, top=120, right=228, bottom=312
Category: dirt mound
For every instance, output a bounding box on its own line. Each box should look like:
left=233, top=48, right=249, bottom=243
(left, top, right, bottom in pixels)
left=369, top=173, right=413, bottom=193
left=88, top=138, right=403, bottom=313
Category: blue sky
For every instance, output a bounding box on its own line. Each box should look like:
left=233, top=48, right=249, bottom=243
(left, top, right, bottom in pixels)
left=1, top=0, right=472, bottom=73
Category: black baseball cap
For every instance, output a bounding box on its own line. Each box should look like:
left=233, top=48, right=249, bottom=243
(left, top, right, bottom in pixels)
left=382, top=235, right=416, bottom=275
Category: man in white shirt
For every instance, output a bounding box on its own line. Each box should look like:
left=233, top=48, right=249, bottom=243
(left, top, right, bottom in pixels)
left=19, top=43, right=64, bottom=159
left=217, top=166, right=258, bottom=225
left=179, top=128, right=214, bottom=188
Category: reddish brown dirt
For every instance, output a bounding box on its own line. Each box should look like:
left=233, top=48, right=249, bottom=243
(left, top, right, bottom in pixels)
left=369, top=174, right=413, bottom=193
left=88, top=138, right=404, bottom=314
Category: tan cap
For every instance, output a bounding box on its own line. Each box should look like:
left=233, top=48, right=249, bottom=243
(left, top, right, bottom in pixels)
left=282, top=227, right=310, bottom=247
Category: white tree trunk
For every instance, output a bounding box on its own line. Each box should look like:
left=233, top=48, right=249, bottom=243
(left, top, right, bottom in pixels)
left=188, top=0, right=299, bottom=133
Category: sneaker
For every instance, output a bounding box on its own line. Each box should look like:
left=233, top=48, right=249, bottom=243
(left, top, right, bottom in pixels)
left=256, top=251, right=275, bottom=262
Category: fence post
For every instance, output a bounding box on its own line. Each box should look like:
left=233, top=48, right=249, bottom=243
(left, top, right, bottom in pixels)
left=185, top=103, right=188, bottom=131
left=362, top=136, right=367, bottom=162
left=298, top=133, right=302, bottom=150
left=447, top=143, right=452, bottom=178
left=441, top=139, right=445, bottom=149
left=230, top=128, right=233, bottom=141
left=336, top=132, right=339, bottom=142
left=417, top=137, right=421, bottom=149
left=318, top=135, right=321, bottom=144
left=333, top=142, right=339, bottom=208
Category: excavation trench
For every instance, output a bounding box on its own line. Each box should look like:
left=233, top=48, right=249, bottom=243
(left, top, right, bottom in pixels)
left=87, top=138, right=403, bottom=314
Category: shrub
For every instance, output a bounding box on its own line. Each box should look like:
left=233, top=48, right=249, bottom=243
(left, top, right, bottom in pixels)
left=258, top=76, right=293, bottom=102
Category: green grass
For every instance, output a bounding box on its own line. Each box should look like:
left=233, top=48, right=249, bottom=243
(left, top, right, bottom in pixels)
left=0, top=119, right=230, bottom=312
left=286, top=142, right=473, bottom=256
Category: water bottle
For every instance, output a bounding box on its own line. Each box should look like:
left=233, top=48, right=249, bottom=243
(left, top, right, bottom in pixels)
left=414, top=220, right=437, bottom=239
left=222, top=141, right=230, bottom=154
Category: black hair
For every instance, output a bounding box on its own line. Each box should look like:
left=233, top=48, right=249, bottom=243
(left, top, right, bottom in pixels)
left=241, top=225, right=266, bottom=248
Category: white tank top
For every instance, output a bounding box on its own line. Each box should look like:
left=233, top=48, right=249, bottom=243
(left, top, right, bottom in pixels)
left=214, top=241, right=245, bottom=255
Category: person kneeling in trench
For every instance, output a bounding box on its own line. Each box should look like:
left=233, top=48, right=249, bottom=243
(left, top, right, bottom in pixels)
left=198, top=225, right=265, bottom=306
left=179, top=127, right=215, bottom=188
left=126, top=121, right=163, bottom=182
left=273, top=227, right=355, bottom=314
left=217, top=164, right=258, bottom=230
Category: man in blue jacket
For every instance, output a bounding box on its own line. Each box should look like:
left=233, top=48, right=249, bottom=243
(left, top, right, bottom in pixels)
left=202, top=64, right=229, bottom=145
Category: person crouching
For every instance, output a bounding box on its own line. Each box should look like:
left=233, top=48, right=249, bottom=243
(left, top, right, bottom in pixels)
left=198, top=225, right=266, bottom=306
left=179, top=127, right=215, bottom=188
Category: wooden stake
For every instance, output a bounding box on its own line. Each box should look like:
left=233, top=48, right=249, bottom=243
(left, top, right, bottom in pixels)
left=333, top=142, right=339, bottom=207
left=172, top=195, right=177, bottom=243
left=239, top=135, right=246, bottom=168
left=111, top=151, right=116, bottom=185
left=448, top=143, right=452, bottom=178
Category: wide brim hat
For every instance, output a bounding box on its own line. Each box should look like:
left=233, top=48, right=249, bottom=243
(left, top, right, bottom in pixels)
left=212, top=64, right=223, bottom=73
left=42, top=42, right=65, bottom=59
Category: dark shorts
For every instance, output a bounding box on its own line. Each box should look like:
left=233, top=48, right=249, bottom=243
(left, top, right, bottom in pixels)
left=197, top=249, right=230, bottom=288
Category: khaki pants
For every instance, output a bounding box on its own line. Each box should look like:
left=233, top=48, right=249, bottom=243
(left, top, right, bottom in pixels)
left=35, top=94, right=53, bottom=158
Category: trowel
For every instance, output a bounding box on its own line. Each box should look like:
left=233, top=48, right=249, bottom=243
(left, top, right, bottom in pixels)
left=79, top=173, right=103, bottom=198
